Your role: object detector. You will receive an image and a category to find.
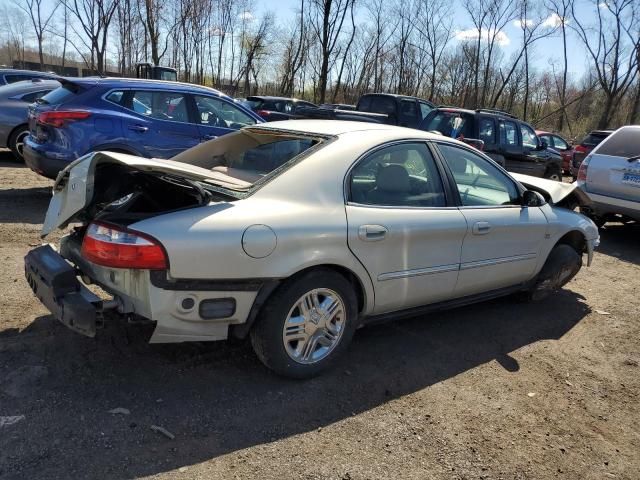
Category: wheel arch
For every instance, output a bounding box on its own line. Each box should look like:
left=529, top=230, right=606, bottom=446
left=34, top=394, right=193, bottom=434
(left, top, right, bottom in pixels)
left=230, top=263, right=369, bottom=339
left=555, top=229, right=587, bottom=255
left=7, top=122, right=29, bottom=148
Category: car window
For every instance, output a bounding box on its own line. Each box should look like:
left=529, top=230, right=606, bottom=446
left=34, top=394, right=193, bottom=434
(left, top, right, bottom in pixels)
left=368, top=96, right=396, bottom=115
left=21, top=90, right=51, bottom=102
left=400, top=99, right=419, bottom=119
left=500, top=121, right=518, bottom=146
left=553, top=135, right=569, bottom=150
left=478, top=118, right=495, bottom=143
left=39, top=86, right=77, bottom=105
left=5, top=74, right=33, bottom=84
left=105, top=90, right=126, bottom=106
left=423, top=111, right=474, bottom=138
left=581, top=132, right=610, bottom=146
left=595, top=128, right=640, bottom=158
left=520, top=124, right=539, bottom=149
left=194, top=95, right=256, bottom=128
left=538, top=134, right=551, bottom=147
left=245, top=98, right=263, bottom=110
left=132, top=90, right=189, bottom=123
left=438, top=143, right=519, bottom=206
left=349, top=142, right=446, bottom=207
left=419, top=101, right=433, bottom=119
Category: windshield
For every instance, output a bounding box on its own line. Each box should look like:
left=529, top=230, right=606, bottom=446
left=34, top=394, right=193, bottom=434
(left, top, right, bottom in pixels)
left=423, top=111, right=474, bottom=139
left=171, top=129, right=326, bottom=192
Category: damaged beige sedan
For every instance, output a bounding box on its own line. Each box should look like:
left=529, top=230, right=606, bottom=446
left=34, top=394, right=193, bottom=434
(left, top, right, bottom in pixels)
left=25, top=121, right=599, bottom=378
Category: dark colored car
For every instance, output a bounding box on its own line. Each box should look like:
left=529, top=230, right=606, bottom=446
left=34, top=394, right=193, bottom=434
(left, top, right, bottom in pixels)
left=536, top=130, right=573, bottom=174
left=0, top=69, right=59, bottom=86
left=245, top=96, right=317, bottom=121
left=419, top=108, right=562, bottom=180
left=0, top=79, right=60, bottom=161
left=570, top=130, right=614, bottom=180
left=24, top=77, right=263, bottom=179
left=297, top=93, right=435, bottom=128
left=319, top=103, right=356, bottom=111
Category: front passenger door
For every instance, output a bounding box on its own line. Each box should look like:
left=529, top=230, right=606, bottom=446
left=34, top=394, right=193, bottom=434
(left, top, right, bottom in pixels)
left=435, top=143, right=548, bottom=297
left=192, top=95, right=257, bottom=142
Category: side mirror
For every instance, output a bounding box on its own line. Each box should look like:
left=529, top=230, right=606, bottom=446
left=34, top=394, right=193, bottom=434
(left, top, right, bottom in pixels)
left=521, top=190, right=547, bottom=207
left=537, top=140, right=548, bottom=151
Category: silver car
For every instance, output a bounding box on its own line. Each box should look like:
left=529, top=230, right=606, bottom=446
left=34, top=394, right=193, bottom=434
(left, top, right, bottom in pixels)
left=0, top=79, right=60, bottom=160
left=25, top=121, right=599, bottom=378
left=577, top=125, right=640, bottom=226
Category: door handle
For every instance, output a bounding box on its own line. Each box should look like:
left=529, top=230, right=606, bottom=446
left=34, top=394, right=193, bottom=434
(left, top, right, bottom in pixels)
left=202, top=134, right=217, bottom=141
left=472, top=221, right=491, bottom=235
left=128, top=125, right=148, bottom=132
left=358, top=224, right=388, bottom=242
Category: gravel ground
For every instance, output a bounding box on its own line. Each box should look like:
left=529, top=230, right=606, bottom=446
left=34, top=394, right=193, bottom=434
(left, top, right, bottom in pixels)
left=1, top=153, right=639, bottom=480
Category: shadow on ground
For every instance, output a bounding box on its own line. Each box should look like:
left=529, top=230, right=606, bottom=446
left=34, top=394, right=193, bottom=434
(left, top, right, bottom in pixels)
left=597, top=222, right=640, bottom=264
left=0, top=186, right=51, bottom=224
left=0, top=290, right=589, bottom=479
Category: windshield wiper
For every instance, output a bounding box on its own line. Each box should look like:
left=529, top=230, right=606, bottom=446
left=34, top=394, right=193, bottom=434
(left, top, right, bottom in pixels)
left=627, top=154, right=640, bottom=162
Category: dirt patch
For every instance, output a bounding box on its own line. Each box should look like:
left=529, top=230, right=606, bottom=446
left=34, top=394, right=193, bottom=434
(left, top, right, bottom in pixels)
left=0, top=159, right=639, bottom=479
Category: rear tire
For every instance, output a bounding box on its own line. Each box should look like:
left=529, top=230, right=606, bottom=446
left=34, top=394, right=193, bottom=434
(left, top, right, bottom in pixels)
left=8, top=126, right=29, bottom=163
left=524, top=244, right=582, bottom=302
left=250, top=269, right=358, bottom=379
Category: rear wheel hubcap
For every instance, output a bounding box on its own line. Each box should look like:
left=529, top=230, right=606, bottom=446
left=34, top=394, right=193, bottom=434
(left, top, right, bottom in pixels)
left=282, top=288, right=346, bottom=364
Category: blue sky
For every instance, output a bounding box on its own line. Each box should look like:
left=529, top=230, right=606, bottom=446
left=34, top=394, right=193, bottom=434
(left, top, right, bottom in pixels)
left=255, top=0, right=593, bottom=79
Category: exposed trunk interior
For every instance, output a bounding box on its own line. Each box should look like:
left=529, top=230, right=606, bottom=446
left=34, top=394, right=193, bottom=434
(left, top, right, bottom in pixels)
left=81, top=163, right=233, bottom=226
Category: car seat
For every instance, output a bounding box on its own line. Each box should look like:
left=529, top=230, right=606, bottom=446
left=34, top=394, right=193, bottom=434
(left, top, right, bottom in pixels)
left=366, top=164, right=411, bottom=206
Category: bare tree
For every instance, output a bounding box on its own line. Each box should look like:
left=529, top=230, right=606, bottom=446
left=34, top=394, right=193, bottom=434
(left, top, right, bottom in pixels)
left=13, top=0, right=59, bottom=69
left=309, top=0, right=356, bottom=103
left=413, top=0, right=453, bottom=100
left=545, top=0, right=572, bottom=130
left=571, top=0, right=638, bottom=128
left=64, top=0, right=120, bottom=74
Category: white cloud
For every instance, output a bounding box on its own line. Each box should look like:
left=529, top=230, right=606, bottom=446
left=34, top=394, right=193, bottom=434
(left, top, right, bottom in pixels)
left=513, top=19, right=534, bottom=29
left=598, top=2, right=608, bottom=8
left=454, top=28, right=511, bottom=46
left=542, top=12, right=568, bottom=28
left=238, top=11, right=253, bottom=21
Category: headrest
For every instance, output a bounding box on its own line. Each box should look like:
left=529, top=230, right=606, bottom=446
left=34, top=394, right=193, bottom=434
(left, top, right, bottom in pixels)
left=376, top=164, right=410, bottom=193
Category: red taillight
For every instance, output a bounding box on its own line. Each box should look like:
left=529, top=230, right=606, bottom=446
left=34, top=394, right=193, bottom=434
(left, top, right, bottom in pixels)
left=81, top=222, right=167, bottom=269
left=256, top=109, right=270, bottom=118
left=577, top=155, right=590, bottom=183
left=37, top=110, right=91, bottom=128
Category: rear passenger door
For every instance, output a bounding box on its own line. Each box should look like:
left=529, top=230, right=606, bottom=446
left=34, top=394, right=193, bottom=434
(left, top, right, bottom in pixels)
left=123, top=90, right=200, bottom=158
left=345, top=142, right=468, bottom=314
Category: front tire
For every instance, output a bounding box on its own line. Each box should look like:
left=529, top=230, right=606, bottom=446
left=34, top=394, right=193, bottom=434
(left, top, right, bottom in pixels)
left=8, top=126, right=29, bottom=162
left=525, top=244, right=582, bottom=301
left=250, top=269, right=358, bottom=379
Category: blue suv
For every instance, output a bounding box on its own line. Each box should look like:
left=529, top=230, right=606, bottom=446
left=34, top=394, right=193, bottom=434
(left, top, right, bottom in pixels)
left=24, top=78, right=263, bottom=178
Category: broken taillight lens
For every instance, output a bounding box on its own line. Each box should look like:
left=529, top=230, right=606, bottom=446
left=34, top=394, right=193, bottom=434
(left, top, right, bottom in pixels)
left=37, top=110, right=91, bottom=128
left=81, top=222, right=168, bottom=269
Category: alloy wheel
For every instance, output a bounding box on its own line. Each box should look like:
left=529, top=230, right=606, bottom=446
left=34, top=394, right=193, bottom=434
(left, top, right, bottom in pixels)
left=282, top=288, right=346, bottom=364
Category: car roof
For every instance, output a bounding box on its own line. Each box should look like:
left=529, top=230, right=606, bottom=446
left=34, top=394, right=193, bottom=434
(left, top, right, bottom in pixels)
left=0, top=69, right=56, bottom=76
left=247, top=95, right=307, bottom=101
left=0, top=79, right=60, bottom=92
left=589, top=130, right=614, bottom=135
left=250, top=119, right=443, bottom=138
left=62, top=76, right=229, bottom=97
